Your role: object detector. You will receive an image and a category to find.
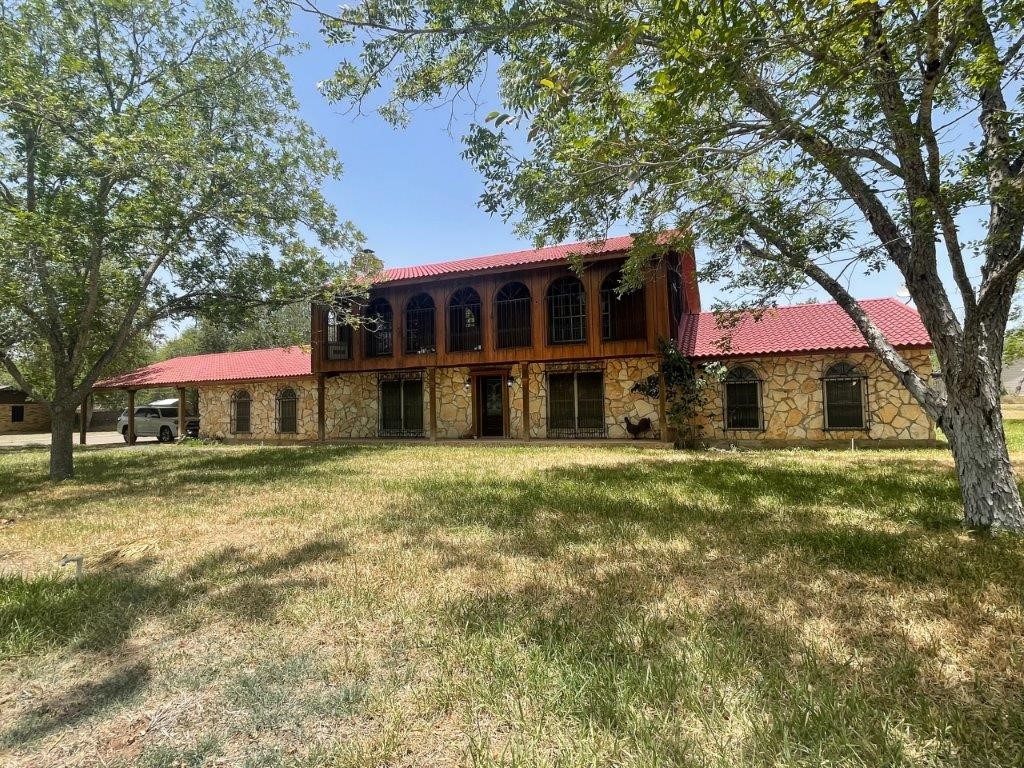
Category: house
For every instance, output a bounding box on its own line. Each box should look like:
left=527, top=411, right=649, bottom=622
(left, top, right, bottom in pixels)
left=94, top=235, right=936, bottom=446
left=0, top=385, right=50, bottom=434
left=680, top=300, right=935, bottom=445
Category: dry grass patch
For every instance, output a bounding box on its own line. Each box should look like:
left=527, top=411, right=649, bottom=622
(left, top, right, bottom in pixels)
left=1, top=440, right=1023, bottom=767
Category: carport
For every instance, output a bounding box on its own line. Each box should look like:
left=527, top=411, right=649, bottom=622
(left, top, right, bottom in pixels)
left=92, top=347, right=314, bottom=444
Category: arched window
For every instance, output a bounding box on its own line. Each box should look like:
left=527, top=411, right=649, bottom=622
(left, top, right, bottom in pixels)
left=276, top=388, right=298, bottom=434
left=494, top=282, right=532, bottom=349
left=364, top=297, right=393, bottom=357
left=325, top=307, right=352, bottom=360
left=823, top=361, right=867, bottom=429
left=547, top=276, right=586, bottom=344
left=724, top=366, right=762, bottom=430
left=405, top=293, right=435, bottom=354
left=448, top=287, right=482, bottom=352
left=600, top=269, right=646, bottom=341
left=231, top=390, right=251, bottom=434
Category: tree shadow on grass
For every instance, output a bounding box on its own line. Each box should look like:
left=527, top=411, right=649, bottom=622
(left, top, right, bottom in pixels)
left=0, top=534, right=350, bottom=747
left=0, top=444, right=395, bottom=519
left=2, top=662, right=152, bottom=747
left=382, top=453, right=1024, bottom=763
left=437, top=550, right=1024, bottom=766
left=386, top=455, right=1024, bottom=586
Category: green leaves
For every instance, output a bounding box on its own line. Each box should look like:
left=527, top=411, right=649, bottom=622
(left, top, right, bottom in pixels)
left=0, top=0, right=367, bottom=418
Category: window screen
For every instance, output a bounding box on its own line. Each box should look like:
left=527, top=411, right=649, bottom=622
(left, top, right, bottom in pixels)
left=547, top=371, right=605, bottom=438
left=277, top=389, right=298, bottom=433
left=724, top=367, right=761, bottom=429
left=600, top=270, right=646, bottom=341
left=231, top=391, right=251, bottom=434
left=379, top=378, right=424, bottom=437
left=547, top=277, right=586, bottom=344
left=824, top=362, right=866, bottom=429
left=448, top=288, right=482, bottom=352
left=495, top=282, right=532, bottom=349
left=11, top=405, right=24, bottom=423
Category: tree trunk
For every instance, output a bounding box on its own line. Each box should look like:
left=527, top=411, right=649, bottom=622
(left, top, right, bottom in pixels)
left=49, top=405, right=76, bottom=481
left=942, top=385, right=1024, bottom=531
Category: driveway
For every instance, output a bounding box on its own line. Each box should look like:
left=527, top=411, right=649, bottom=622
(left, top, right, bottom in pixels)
left=0, top=431, right=138, bottom=449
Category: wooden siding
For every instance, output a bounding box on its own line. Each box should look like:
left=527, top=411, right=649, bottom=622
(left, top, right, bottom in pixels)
left=314, top=254, right=686, bottom=374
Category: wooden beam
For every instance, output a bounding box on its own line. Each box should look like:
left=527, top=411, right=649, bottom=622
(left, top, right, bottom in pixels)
left=127, top=390, right=136, bottom=446
left=521, top=362, right=530, bottom=441
left=177, top=387, right=186, bottom=441
left=428, top=366, right=437, bottom=441
left=317, top=373, right=326, bottom=442
left=78, top=393, right=89, bottom=445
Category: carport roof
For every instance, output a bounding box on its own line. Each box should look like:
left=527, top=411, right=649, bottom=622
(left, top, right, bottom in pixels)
left=93, top=346, right=312, bottom=390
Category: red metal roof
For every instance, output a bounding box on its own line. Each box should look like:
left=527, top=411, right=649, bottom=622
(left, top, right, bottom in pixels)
left=94, top=346, right=312, bottom=389
left=378, top=234, right=638, bottom=283
left=678, top=298, right=932, bottom=359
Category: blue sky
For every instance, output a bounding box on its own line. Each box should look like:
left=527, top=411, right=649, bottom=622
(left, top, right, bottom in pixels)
left=282, top=10, right=965, bottom=312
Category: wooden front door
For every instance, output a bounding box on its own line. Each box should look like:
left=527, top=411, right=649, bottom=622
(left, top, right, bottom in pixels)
left=477, top=376, right=506, bottom=437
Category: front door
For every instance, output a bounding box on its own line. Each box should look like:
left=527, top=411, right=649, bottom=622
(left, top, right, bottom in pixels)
left=477, top=376, right=505, bottom=437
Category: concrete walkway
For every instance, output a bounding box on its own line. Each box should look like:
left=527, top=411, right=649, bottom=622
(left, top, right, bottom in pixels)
left=0, top=431, right=140, bottom=449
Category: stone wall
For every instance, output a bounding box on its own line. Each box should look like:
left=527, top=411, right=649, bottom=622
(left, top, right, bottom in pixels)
left=434, top=366, right=473, bottom=439
left=325, top=372, right=378, bottom=439
left=693, top=349, right=935, bottom=446
left=192, top=351, right=932, bottom=445
left=198, top=379, right=318, bottom=441
left=0, top=402, right=50, bottom=434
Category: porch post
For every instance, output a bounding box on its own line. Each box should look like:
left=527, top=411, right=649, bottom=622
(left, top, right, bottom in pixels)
left=521, top=362, right=530, bottom=441
left=317, top=373, right=326, bottom=442
left=177, top=387, right=186, bottom=440
left=79, top=393, right=89, bottom=445
left=428, top=366, right=437, bottom=441
left=658, top=366, right=668, bottom=442
left=127, top=389, right=136, bottom=445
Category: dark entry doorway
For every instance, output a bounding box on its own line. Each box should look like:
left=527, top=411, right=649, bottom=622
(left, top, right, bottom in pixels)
left=477, top=375, right=506, bottom=437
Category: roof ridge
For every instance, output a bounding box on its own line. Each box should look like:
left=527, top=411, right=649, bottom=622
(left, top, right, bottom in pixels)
left=153, top=345, right=304, bottom=363
left=380, top=234, right=634, bottom=276
left=694, top=296, right=912, bottom=316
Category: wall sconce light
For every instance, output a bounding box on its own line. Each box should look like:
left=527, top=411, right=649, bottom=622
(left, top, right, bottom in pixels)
left=506, top=377, right=517, bottom=388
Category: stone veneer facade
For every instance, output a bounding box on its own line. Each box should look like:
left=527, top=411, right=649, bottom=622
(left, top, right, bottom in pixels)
left=694, top=349, right=935, bottom=446
left=194, top=351, right=933, bottom=445
left=199, top=379, right=319, bottom=441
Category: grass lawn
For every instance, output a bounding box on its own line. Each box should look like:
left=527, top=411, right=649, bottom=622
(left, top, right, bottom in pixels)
left=1, top=434, right=1023, bottom=767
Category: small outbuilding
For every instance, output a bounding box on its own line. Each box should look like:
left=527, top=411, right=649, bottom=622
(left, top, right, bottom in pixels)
left=0, top=385, right=50, bottom=434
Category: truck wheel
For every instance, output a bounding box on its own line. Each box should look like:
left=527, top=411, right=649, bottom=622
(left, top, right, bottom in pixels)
left=158, top=426, right=174, bottom=443
left=122, top=426, right=132, bottom=444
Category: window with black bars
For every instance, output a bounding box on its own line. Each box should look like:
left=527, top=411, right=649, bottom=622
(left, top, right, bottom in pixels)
left=276, top=388, right=298, bottom=433
left=325, top=311, right=352, bottom=360
left=600, top=270, right=647, bottom=341
left=547, top=371, right=606, bottom=438
left=379, top=377, right=425, bottom=437
left=547, top=277, right=586, bottom=344
left=724, top=367, right=762, bottom=430
left=448, top=287, right=482, bottom=352
left=365, top=297, right=393, bottom=357
left=823, top=362, right=867, bottom=429
left=495, top=282, right=532, bottom=349
left=231, top=391, right=251, bottom=434
left=405, top=294, right=436, bottom=353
